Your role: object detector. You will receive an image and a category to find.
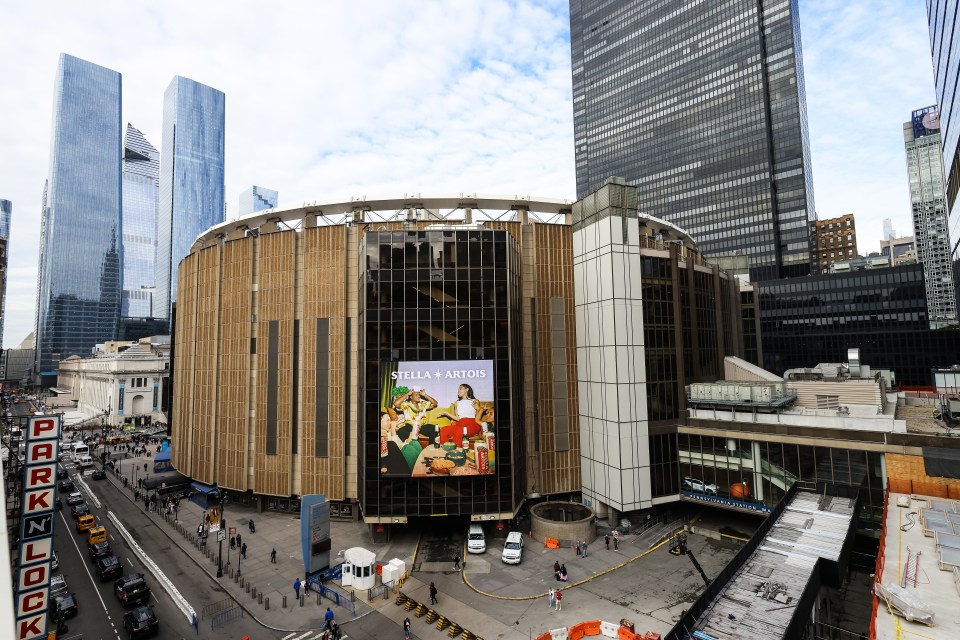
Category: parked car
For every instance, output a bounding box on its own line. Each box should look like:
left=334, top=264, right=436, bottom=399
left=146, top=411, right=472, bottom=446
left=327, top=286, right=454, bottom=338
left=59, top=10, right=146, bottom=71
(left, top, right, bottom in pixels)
left=467, top=524, right=486, bottom=554
left=682, top=477, right=719, bottom=495
left=49, top=592, right=78, bottom=619
left=96, top=555, right=123, bottom=581
left=89, top=541, right=113, bottom=560
left=91, top=469, right=107, bottom=480
left=51, top=551, right=59, bottom=571
left=50, top=574, right=68, bottom=598
left=123, top=605, right=159, bottom=638
left=501, top=531, right=524, bottom=565
left=115, top=574, right=151, bottom=607
left=54, top=497, right=62, bottom=511
left=66, top=491, right=84, bottom=506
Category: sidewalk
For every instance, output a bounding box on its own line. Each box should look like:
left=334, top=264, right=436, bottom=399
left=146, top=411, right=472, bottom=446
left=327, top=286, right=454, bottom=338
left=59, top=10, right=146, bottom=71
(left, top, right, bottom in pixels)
left=102, top=450, right=740, bottom=639
left=104, top=451, right=419, bottom=634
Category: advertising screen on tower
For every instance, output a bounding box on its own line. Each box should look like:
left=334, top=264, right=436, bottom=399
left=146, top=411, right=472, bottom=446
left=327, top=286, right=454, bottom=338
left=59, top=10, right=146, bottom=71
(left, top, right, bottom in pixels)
left=378, top=360, right=496, bottom=478
left=912, top=105, right=940, bottom=139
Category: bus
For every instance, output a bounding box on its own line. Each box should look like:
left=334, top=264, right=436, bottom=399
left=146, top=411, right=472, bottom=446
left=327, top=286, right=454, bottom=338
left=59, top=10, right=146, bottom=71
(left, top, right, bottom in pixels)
left=70, top=442, right=90, bottom=462
left=143, top=472, right=193, bottom=499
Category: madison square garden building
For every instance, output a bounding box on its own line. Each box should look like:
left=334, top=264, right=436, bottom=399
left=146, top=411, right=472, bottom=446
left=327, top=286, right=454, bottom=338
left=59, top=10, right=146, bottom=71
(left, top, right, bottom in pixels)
left=171, top=182, right=746, bottom=528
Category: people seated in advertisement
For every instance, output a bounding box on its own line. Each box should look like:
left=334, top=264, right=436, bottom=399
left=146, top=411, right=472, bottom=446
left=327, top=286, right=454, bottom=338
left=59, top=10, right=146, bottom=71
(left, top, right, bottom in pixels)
left=379, top=425, right=424, bottom=475
left=438, top=384, right=484, bottom=444
left=394, top=388, right=438, bottom=435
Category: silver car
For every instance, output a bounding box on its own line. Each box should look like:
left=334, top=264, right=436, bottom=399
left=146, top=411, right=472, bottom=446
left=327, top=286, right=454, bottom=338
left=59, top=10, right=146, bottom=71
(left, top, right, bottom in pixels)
left=682, top=477, right=718, bottom=495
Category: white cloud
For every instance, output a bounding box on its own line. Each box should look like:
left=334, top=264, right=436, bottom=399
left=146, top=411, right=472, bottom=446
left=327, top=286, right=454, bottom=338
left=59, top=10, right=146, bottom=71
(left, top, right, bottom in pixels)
left=800, top=0, right=936, bottom=244
left=0, top=0, right=941, bottom=349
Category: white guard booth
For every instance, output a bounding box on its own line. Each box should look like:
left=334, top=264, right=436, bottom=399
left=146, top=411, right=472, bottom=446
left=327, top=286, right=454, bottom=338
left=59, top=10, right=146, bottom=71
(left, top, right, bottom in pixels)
left=340, top=547, right=377, bottom=589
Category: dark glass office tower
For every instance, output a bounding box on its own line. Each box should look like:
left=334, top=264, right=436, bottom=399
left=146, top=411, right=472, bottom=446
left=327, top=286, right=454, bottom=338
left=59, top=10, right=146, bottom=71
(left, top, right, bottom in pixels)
left=0, top=199, right=10, bottom=346
left=155, top=76, right=225, bottom=320
left=569, top=0, right=816, bottom=280
left=35, top=54, right=122, bottom=376
left=121, top=124, right=159, bottom=321
left=925, top=1, right=960, bottom=314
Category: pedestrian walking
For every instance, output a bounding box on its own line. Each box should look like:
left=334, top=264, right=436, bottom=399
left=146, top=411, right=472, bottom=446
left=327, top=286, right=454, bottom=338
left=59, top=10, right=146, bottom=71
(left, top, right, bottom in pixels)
left=453, top=552, right=462, bottom=571
left=429, top=582, right=438, bottom=605
left=294, top=577, right=302, bottom=599
left=548, top=588, right=555, bottom=609
left=404, top=617, right=412, bottom=638
left=553, top=560, right=561, bottom=581
left=271, top=548, right=277, bottom=563
left=604, top=534, right=610, bottom=550
left=582, top=542, right=589, bottom=558
left=324, top=607, right=335, bottom=630
left=575, top=540, right=581, bottom=556
left=236, top=533, right=242, bottom=548
left=559, top=564, right=568, bottom=582
left=555, top=589, right=563, bottom=610
left=613, top=530, right=620, bottom=550
left=241, top=543, right=247, bottom=559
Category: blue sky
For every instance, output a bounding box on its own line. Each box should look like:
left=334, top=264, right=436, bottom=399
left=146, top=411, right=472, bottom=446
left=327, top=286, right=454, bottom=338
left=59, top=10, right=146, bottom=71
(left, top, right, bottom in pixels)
left=0, top=0, right=938, bottom=347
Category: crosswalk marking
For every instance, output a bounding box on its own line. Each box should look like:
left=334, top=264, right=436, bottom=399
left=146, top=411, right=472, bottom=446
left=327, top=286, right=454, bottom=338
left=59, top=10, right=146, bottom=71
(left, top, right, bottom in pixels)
left=281, top=633, right=298, bottom=640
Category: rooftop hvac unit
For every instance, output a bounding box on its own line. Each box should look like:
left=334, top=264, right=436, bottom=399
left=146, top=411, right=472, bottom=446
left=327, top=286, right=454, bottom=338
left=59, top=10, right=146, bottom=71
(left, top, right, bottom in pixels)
left=896, top=496, right=911, bottom=508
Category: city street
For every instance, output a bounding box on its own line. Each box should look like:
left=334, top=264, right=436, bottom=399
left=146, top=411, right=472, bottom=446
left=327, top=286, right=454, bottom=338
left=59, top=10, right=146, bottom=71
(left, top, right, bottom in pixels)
left=52, top=459, right=216, bottom=640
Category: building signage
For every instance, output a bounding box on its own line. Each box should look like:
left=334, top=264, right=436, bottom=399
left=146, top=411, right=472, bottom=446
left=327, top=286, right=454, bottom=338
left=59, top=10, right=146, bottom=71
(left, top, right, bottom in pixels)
left=16, top=415, right=61, bottom=640
left=912, top=105, right=940, bottom=139
left=378, top=359, right=496, bottom=478
left=300, top=495, right=331, bottom=575
left=680, top=490, right=774, bottom=513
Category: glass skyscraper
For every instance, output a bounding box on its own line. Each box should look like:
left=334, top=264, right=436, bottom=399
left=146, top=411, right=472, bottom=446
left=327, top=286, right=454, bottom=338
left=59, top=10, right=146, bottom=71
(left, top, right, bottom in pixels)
left=569, top=0, right=816, bottom=280
left=903, top=106, right=957, bottom=327
left=0, top=198, right=10, bottom=346
left=925, top=1, right=960, bottom=314
left=155, top=76, right=225, bottom=320
left=239, top=185, right=278, bottom=215
left=122, top=124, right=159, bottom=320
left=35, top=54, right=122, bottom=376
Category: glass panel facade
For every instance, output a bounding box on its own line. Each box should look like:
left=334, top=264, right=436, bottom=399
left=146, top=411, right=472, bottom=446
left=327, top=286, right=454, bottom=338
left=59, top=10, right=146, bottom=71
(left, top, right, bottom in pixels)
left=926, top=1, right=960, bottom=317
left=903, top=108, right=958, bottom=327
left=569, top=0, right=816, bottom=280
left=35, top=54, right=122, bottom=374
left=757, top=264, right=960, bottom=385
left=155, top=76, right=225, bottom=320
left=360, top=229, right=522, bottom=517
left=121, top=124, right=159, bottom=319
left=0, top=198, right=10, bottom=345
left=239, top=186, right=278, bottom=216
left=677, top=433, right=885, bottom=529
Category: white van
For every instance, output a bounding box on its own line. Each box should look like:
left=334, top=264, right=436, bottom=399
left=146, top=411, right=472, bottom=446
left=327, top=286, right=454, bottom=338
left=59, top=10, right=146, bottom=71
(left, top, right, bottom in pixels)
left=77, top=455, right=94, bottom=469
left=467, top=524, right=486, bottom=554
left=501, top=531, right=523, bottom=564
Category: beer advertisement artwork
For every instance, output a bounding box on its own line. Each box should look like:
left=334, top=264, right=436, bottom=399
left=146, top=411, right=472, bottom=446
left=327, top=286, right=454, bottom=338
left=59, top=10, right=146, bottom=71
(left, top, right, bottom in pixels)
left=378, top=360, right=496, bottom=478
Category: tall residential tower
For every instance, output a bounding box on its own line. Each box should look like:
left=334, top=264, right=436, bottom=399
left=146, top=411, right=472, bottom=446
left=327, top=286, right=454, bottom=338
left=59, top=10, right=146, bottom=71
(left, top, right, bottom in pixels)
left=121, top=124, right=160, bottom=321
left=155, top=76, right=225, bottom=320
left=569, top=0, right=816, bottom=280
left=35, top=54, right=122, bottom=377
left=904, top=106, right=957, bottom=327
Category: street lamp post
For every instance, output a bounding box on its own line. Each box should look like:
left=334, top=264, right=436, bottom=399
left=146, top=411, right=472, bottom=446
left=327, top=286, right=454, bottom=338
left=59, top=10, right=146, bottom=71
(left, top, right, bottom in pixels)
left=216, top=494, right=225, bottom=578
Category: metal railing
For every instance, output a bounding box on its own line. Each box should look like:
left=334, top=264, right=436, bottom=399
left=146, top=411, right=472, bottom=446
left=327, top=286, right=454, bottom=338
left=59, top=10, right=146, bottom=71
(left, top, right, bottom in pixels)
left=210, top=604, right=243, bottom=630
left=201, top=596, right=236, bottom=619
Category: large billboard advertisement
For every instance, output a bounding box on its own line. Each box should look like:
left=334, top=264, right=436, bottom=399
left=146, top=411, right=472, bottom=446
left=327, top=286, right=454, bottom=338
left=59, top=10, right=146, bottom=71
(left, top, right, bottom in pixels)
left=912, top=105, right=940, bottom=139
left=378, top=360, right=496, bottom=477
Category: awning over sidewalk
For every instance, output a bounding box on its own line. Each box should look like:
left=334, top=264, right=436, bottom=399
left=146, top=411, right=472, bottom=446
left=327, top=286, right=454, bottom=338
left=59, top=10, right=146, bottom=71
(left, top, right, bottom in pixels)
left=191, top=480, right=219, bottom=498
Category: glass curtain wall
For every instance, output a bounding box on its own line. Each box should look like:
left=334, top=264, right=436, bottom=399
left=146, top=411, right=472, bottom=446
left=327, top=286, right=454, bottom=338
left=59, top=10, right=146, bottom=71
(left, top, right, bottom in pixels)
left=360, top=229, right=523, bottom=518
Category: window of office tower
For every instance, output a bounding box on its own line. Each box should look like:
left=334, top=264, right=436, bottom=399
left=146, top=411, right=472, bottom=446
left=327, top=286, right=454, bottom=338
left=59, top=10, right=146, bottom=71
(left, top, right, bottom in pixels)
left=359, top=228, right=522, bottom=517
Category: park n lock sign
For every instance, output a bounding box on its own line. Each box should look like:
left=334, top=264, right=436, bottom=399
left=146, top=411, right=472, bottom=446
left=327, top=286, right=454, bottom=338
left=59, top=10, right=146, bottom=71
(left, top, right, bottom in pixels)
left=15, top=415, right=61, bottom=640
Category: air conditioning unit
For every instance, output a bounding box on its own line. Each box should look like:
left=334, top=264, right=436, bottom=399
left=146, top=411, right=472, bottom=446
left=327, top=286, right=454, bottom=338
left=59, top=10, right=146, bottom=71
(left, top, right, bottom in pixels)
left=896, top=496, right=911, bottom=508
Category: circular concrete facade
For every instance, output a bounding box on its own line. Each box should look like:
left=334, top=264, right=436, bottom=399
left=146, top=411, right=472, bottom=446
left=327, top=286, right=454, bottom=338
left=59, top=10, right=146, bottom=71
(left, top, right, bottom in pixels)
left=530, top=501, right=597, bottom=544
